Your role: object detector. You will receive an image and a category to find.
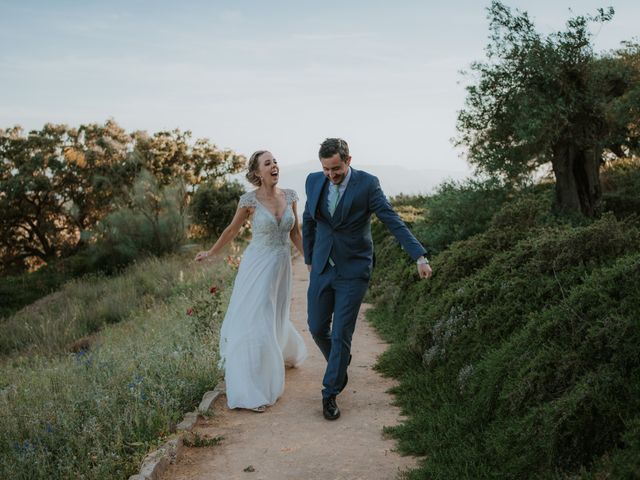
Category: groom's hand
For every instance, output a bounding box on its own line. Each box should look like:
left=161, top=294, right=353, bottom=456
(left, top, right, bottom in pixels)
left=418, top=262, right=432, bottom=280
left=416, top=257, right=432, bottom=280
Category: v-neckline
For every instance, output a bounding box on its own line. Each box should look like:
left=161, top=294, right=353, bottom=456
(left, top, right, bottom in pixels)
left=255, top=194, right=287, bottom=226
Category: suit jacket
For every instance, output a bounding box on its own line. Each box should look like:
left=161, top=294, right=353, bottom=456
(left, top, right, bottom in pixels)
left=302, top=168, right=426, bottom=280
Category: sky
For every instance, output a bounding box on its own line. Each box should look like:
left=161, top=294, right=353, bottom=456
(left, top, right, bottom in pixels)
left=1, top=0, right=639, bottom=193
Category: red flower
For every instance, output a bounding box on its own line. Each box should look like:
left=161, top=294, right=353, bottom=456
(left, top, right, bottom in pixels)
left=186, top=308, right=194, bottom=316
left=210, top=286, right=218, bottom=294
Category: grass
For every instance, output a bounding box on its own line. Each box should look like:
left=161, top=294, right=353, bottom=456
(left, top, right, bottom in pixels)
left=0, top=251, right=231, bottom=356
left=0, top=249, right=238, bottom=479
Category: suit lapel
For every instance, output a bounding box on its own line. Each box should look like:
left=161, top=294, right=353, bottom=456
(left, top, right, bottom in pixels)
left=309, top=174, right=328, bottom=220
left=334, top=168, right=359, bottom=226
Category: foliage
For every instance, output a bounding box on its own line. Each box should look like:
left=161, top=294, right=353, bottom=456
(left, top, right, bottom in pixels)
left=601, top=156, right=640, bottom=218
left=182, top=433, right=224, bottom=448
left=0, top=121, right=139, bottom=272
left=189, top=180, right=246, bottom=238
left=130, top=129, right=245, bottom=187
left=367, top=162, right=640, bottom=478
left=0, top=266, right=68, bottom=318
left=456, top=2, right=640, bottom=215
left=413, top=177, right=514, bottom=255
left=0, top=120, right=244, bottom=273
left=74, top=170, right=189, bottom=274
left=0, top=252, right=234, bottom=479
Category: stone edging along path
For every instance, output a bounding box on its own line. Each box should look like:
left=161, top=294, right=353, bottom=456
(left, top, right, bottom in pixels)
left=127, top=382, right=226, bottom=480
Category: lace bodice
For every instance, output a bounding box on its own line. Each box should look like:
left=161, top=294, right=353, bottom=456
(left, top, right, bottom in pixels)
left=239, top=189, right=298, bottom=250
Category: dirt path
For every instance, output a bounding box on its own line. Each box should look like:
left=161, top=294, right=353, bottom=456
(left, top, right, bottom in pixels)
left=163, top=255, right=417, bottom=480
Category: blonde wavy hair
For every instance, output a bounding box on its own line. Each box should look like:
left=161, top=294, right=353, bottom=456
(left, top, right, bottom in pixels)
left=245, top=150, right=268, bottom=187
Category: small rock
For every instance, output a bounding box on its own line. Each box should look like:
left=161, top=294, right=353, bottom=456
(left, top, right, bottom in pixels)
left=176, top=411, right=199, bottom=431
left=198, top=387, right=224, bottom=413
left=243, top=465, right=255, bottom=472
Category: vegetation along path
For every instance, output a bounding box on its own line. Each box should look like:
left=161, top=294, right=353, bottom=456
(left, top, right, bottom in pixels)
left=164, top=254, right=417, bottom=479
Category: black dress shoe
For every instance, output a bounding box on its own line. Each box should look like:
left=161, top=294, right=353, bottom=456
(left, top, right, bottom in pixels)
left=322, top=395, right=340, bottom=420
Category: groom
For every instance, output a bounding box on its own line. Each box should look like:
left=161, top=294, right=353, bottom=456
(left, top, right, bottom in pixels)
left=303, top=138, right=432, bottom=420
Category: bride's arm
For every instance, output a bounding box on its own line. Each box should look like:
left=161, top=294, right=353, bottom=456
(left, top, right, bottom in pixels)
left=195, top=206, right=252, bottom=262
left=289, top=202, right=304, bottom=257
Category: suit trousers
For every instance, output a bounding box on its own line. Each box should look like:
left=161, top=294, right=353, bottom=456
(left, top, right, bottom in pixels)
left=307, top=264, right=369, bottom=399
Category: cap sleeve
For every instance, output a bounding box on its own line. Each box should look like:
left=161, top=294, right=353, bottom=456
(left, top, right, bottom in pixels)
left=238, top=190, right=257, bottom=209
left=285, top=189, right=299, bottom=204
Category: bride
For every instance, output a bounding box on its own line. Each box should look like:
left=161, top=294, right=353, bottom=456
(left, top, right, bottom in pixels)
left=195, top=150, right=307, bottom=412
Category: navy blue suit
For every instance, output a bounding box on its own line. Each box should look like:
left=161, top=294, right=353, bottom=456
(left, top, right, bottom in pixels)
left=303, top=168, right=426, bottom=399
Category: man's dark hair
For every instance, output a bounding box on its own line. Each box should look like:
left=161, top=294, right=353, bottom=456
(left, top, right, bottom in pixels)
left=319, top=138, right=349, bottom=161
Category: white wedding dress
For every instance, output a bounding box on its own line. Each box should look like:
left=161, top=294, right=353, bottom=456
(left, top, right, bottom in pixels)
left=218, top=188, right=307, bottom=409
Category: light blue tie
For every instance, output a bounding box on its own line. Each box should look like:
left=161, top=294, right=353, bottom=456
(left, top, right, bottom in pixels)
left=328, top=183, right=341, bottom=267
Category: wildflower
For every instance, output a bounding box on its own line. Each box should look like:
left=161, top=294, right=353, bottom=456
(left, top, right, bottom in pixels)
left=128, top=374, right=144, bottom=392
left=13, top=440, right=36, bottom=454
left=186, top=308, right=194, bottom=316
left=210, top=286, right=218, bottom=294
left=74, top=349, right=93, bottom=366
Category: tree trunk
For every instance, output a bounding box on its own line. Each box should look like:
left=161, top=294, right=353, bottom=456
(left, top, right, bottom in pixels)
left=551, top=143, right=602, bottom=217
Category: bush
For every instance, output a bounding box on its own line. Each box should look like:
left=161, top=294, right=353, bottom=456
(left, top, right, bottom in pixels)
left=601, top=157, right=640, bottom=219
left=190, top=180, right=245, bottom=238
left=76, top=170, right=189, bottom=274
left=413, top=178, right=515, bottom=255
left=0, top=267, right=67, bottom=319
left=368, top=179, right=640, bottom=478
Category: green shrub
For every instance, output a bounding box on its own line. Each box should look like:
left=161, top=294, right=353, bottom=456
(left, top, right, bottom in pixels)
left=601, top=157, right=640, bottom=219
left=190, top=180, right=245, bottom=238
left=0, top=267, right=68, bottom=319
left=412, top=178, right=515, bottom=255
left=368, top=178, right=640, bottom=478
left=75, top=170, right=189, bottom=275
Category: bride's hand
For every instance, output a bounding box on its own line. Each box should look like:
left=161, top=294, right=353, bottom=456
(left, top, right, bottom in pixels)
left=195, top=250, right=211, bottom=262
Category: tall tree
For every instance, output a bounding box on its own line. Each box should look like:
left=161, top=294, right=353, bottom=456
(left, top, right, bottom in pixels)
left=456, top=1, right=640, bottom=216
left=131, top=129, right=245, bottom=187
left=0, top=120, right=245, bottom=272
left=0, top=121, right=135, bottom=271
